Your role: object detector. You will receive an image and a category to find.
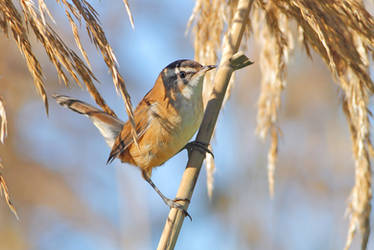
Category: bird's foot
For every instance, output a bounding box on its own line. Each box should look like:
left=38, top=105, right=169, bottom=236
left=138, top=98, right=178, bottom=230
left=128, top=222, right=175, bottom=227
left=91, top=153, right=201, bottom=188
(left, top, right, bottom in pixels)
left=163, top=197, right=192, bottom=221
left=184, top=141, right=214, bottom=158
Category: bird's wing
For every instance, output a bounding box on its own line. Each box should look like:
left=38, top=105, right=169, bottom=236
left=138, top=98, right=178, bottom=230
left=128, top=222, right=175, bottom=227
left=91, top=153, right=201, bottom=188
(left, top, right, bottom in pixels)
left=53, top=95, right=124, bottom=148
left=107, top=76, right=169, bottom=164
left=106, top=98, right=154, bottom=164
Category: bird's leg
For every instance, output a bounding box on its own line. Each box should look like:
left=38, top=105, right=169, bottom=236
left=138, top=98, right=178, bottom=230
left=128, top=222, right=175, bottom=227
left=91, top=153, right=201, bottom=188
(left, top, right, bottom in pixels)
left=141, top=170, right=192, bottom=220
left=183, top=141, right=214, bottom=158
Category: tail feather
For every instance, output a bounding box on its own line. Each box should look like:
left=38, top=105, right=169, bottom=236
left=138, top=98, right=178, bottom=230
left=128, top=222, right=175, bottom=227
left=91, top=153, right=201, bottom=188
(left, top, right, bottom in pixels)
left=53, top=95, right=124, bottom=148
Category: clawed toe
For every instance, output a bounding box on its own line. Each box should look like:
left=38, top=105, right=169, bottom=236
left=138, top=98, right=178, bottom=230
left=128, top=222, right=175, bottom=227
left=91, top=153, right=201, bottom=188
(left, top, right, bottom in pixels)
left=183, top=141, right=214, bottom=158
left=165, top=198, right=192, bottom=221
left=173, top=197, right=190, bottom=203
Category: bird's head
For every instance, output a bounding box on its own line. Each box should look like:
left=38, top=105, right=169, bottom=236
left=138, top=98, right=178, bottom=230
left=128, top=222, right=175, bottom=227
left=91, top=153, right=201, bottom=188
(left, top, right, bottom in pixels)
left=160, top=59, right=216, bottom=100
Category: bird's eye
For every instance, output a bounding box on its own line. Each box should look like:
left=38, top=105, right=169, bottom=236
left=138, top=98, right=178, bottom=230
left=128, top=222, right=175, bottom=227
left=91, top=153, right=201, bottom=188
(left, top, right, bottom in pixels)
left=179, top=71, right=186, bottom=78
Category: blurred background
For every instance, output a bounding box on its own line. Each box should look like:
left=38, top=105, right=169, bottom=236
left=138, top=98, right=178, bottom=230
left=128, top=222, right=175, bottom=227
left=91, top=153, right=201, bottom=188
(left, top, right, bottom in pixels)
left=0, top=1, right=371, bottom=250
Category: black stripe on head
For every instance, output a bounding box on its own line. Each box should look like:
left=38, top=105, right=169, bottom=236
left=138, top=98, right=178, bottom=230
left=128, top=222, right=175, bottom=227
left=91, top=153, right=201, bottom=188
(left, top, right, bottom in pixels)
left=161, top=59, right=203, bottom=91
left=165, top=59, right=202, bottom=70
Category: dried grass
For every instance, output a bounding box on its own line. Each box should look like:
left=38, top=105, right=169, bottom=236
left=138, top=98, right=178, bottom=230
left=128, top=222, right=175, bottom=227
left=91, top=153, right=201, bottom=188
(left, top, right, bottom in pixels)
left=269, top=2, right=373, bottom=249
left=0, top=0, right=136, bottom=218
left=189, top=0, right=374, bottom=248
left=0, top=0, right=137, bottom=137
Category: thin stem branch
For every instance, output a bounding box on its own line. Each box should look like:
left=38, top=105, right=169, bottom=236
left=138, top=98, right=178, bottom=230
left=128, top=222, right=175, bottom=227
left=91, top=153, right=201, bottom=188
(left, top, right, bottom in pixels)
left=157, top=1, right=254, bottom=249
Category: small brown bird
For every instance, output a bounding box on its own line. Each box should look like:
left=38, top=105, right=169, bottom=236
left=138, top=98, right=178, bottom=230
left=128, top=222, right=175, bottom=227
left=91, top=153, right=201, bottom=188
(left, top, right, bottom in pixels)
left=54, top=60, right=215, bottom=216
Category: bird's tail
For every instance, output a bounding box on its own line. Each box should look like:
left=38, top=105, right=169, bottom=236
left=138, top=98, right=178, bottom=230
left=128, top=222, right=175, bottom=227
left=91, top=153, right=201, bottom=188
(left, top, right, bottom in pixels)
left=53, top=94, right=124, bottom=148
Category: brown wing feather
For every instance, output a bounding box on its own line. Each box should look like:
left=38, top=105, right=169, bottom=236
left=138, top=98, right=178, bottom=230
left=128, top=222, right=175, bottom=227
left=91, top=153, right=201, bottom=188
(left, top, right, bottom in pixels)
left=107, top=76, right=167, bottom=164
left=106, top=103, right=150, bottom=164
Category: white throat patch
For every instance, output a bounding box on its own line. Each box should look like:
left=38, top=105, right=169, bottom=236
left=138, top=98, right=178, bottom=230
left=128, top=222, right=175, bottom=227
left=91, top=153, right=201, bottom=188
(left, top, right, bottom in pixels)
left=181, top=75, right=203, bottom=99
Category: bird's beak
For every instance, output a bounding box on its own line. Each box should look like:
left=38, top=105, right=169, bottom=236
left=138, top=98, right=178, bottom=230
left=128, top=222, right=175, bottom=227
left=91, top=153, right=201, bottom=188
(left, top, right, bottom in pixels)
left=193, top=65, right=216, bottom=78
left=202, top=65, right=216, bottom=72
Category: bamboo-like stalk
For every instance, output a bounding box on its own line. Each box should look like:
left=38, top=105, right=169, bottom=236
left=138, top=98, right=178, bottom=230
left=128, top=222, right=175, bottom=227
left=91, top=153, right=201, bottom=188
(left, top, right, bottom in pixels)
left=157, top=1, right=254, bottom=249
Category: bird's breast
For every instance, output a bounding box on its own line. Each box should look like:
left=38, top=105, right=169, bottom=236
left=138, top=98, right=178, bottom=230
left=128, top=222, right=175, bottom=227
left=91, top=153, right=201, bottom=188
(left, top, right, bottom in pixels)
left=174, top=95, right=203, bottom=142
left=128, top=95, right=203, bottom=170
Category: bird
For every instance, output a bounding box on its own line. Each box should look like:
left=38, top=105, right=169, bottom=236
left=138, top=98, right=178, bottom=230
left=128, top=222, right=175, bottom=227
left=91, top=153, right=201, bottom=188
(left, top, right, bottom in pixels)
left=53, top=59, right=216, bottom=218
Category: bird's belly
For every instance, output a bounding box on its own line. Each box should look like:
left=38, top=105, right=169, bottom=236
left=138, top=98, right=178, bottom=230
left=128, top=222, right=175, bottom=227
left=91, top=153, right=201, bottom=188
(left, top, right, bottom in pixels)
left=129, top=101, right=203, bottom=170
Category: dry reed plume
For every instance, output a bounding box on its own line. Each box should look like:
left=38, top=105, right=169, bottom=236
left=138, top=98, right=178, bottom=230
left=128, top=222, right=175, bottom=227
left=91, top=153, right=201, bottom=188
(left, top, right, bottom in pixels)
left=0, top=0, right=134, bottom=218
left=188, top=0, right=374, bottom=249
